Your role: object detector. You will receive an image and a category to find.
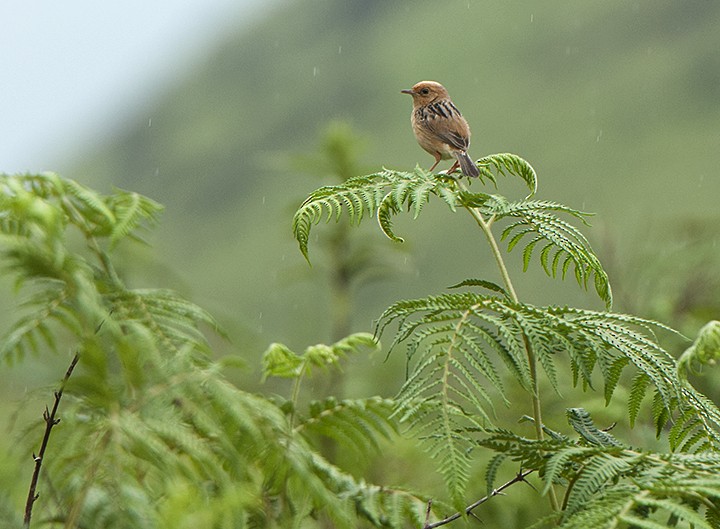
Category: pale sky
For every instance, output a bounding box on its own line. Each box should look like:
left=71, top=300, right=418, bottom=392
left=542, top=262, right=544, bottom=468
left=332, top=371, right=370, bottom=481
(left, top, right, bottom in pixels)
left=0, top=0, right=267, bottom=174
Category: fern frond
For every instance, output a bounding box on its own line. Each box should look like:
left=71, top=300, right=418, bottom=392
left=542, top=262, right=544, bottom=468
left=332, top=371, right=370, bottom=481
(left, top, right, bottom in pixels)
left=107, top=190, right=163, bottom=246
left=295, top=397, right=398, bottom=457
left=480, top=414, right=720, bottom=529
left=63, top=177, right=116, bottom=226
left=474, top=153, right=538, bottom=197
left=310, top=451, right=431, bottom=528
left=106, top=288, right=222, bottom=355
left=447, top=278, right=510, bottom=299
left=293, top=167, right=460, bottom=258
left=628, top=372, right=651, bottom=427
left=564, top=452, right=638, bottom=516
left=566, top=408, right=623, bottom=447
left=499, top=202, right=612, bottom=308
left=678, top=320, right=720, bottom=381
left=380, top=294, right=690, bottom=444
left=263, top=332, right=379, bottom=380
left=670, top=386, right=720, bottom=452
left=0, top=279, right=73, bottom=363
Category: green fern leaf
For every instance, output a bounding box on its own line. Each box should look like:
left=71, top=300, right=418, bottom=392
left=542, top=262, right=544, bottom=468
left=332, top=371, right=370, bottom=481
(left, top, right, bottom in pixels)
left=447, top=278, right=509, bottom=298
left=108, top=190, right=163, bottom=247
left=564, top=452, right=636, bottom=516
left=297, top=397, right=397, bottom=457
left=293, top=168, right=457, bottom=259
left=566, top=408, right=623, bottom=447
left=474, top=153, right=537, bottom=197
left=484, top=453, right=507, bottom=496
left=678, top=320, right=720, bottom=381
left=499, top=204, right=612, bottom=308
left=63, top=177, right=116, bottom=226
left=603, top=357, right=629, bottom=405
left=628, top=372, right=650, bottom=427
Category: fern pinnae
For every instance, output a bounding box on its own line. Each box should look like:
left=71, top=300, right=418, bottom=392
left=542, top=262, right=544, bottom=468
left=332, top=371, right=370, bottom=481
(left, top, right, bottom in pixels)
left=597, top=328, right=675, bottom=408
left=108, top=191, right=162, bottom=247
left=62, top=178, right=116, bottom=226
left=458, top=324, right=509, bottom=404
left=484, top=453, right=508, bottom=496
left=567, top=408, right=623, bottom=447
left=563, top=452, right=635, bottom=517
left=480, top=310, right=534, bottom=392
left=543, top=446, right=591, bottom=496
left=674, top=388, right=720, bottom=452
left=616, top=514, right=680, bottom=529
left=303, top=405, right=378, bottom=456
left=603, top=357, right=630, bottom=405
left=521, top=237, right=543, bottom=272
left=474, top=153, right=537, bottom=196
left=446, top=354, right=497, bottom=421
left=502, top=200, right=592, bottom=224
left=668, top=406, right=706, bottom=451
left=512, top=310, right=561, bottom=394
left=637, top=497, right=714, bottom=528
left=448, top=278, right=509, bottom=297
left=377, top=190, right=405, bottom=243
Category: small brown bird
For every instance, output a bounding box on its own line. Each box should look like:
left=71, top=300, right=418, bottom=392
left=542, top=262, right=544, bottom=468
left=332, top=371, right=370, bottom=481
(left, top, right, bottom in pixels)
left=401, top=81, right=480, bottom=178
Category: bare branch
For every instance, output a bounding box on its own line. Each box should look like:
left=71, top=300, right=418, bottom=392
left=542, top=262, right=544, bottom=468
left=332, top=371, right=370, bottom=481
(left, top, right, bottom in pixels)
left=423, top=469, right=535, bottom=529
left=23, top=352, right=80, bottom=528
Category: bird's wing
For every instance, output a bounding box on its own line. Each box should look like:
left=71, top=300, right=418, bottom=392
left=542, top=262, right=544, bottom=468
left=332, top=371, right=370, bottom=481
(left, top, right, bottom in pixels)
left=435, top=129, right=469, bottom=151
left=416, top=101, right=470, bottom=151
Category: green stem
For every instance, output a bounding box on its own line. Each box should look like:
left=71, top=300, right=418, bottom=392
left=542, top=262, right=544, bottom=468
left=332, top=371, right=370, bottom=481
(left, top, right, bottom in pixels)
left=465, top=206, right=518, bottom=302
left=456, top=179, right=560, bottom=511
left=455, top=179, right=518, bottom=303
left=289, top=363, right=307, bottom=429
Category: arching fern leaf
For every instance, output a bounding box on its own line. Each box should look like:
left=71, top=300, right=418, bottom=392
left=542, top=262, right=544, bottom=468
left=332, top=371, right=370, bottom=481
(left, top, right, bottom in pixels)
left=458, top=194, right=612, bottom=308
left=293, top=153, right=539, bottom=261
left=474, top=152, right=538, bottom=197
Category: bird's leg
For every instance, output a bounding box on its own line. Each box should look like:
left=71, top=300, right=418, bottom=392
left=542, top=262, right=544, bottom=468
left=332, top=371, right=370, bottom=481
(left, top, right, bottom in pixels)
left=428, top=154, right=442, bottom=172
left=447, top=160, right=460, bottom=174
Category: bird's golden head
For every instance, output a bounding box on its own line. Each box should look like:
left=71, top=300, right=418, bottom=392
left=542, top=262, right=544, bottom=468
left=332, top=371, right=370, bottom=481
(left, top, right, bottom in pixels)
left=401, top=81, right=450, bottom=105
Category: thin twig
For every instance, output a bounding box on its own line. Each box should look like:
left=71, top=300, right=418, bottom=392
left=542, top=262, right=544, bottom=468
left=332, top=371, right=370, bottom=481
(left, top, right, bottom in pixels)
left=423, top=469, right=535, bottom=529
left=424, top=499, right=433, bottom=527
left=23, top=352, right=80, bottom=528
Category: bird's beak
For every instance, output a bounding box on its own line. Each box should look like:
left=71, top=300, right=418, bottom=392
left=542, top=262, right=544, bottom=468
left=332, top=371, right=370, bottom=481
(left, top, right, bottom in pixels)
left=400, top=89, right=414, bottom=95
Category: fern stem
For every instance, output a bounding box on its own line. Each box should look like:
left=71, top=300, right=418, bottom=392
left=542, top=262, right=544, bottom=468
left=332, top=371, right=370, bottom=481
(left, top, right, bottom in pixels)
left=289, top=363, right=307, bottom=429
left=456, top=179, right=560, bottom=511
left=523, top=334, right=561, bottom=511
left=456, top=181, right=518, bottom=303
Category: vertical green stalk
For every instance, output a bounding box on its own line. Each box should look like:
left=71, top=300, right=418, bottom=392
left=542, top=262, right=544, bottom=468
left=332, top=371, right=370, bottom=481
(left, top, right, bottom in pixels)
left=457, top=180, right=560, bottom=511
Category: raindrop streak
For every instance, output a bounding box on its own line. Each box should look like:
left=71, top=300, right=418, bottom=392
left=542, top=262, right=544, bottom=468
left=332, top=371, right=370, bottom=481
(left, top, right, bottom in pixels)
left=596, top=130, right=603, bottom=143
left=313, top=66, right=318, bottom=77
left=147, top=118, right=152, bottom=127
left=338, top=46, right=342, bottom=54
left=530, top=13, right=534, bottom=22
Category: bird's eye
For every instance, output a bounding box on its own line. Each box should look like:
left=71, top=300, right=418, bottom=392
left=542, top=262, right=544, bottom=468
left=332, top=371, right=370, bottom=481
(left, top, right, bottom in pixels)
left=420, top=88, right=430, bottom=95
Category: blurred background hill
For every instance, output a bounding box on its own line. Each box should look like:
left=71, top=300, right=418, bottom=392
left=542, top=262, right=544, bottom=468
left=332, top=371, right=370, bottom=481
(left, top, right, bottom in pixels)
left=2, top=0, right=719, bottom=507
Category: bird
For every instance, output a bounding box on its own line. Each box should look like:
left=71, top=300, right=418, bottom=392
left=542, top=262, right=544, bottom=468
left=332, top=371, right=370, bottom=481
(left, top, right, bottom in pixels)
left=401, top=81, right=480, bottom=178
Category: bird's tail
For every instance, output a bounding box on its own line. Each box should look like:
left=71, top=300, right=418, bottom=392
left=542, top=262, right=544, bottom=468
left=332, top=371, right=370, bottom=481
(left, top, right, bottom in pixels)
left=455, top=151, right=480, bottom=178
